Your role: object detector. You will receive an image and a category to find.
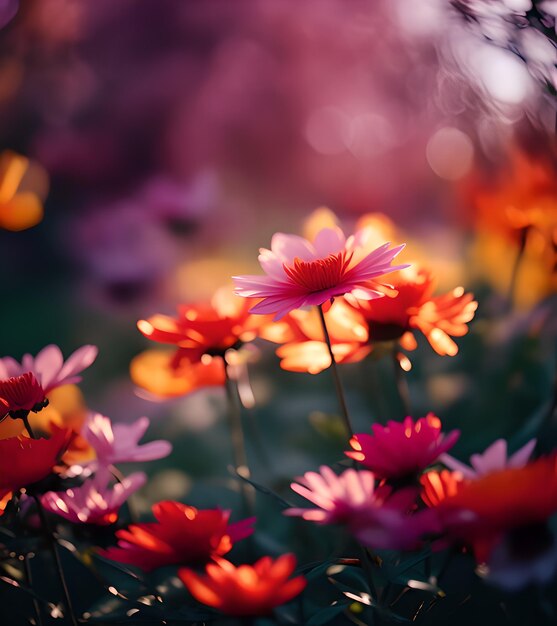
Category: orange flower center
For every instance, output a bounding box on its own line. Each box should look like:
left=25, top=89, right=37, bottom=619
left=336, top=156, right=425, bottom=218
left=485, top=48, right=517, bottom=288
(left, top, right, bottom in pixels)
left=283, top=251, right=353, bottom=292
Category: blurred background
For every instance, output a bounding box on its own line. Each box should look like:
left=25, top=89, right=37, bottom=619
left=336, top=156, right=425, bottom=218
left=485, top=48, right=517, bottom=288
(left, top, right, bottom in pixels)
left=1, top=0, right=557, bottom=522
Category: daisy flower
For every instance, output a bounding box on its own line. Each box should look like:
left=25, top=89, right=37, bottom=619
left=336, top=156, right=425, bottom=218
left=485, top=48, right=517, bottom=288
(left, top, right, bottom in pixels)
left=233, top=226, right=407, bottom=320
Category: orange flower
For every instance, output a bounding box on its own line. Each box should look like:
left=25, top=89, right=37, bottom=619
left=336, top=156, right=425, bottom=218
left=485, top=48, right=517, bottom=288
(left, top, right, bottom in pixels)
left=0, top=151, right=47, bottom=232
left=436, top=456, right=557, bottom=562
left=179, top=554, right=307, bottom=617
left=466, top=148, right=557, bottom=242
left=420, top=470, right=466, bottom=508
left=258, top=298, right=370, bottom=374
left=0, top=427, right=74, bottom=499
left=130, top=349, right=225, bottom=398
left=357, top=267, right=477, bottom=357
left=133, top=287, right=262, bottom=398
left=101, top=501, right=255, bottom=572
left=464, top=149, right=557, bottom=305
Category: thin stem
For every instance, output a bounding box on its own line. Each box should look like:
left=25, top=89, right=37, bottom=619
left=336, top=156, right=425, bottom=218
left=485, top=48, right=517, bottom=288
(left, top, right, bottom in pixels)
left=110, top=466, right=138, bottom=524
left=392, top=348, right=411, bottom=417
left=23, top=553, right=43, bottom=626
left=317, top=304, right=354, bottom=438
left=224, top=367, right=254, bottom=519
left=506, top=226, right=529, bottom=313
left=21, top=413, right=36, bottom=439
left=33, top=496, right=78, bottom=626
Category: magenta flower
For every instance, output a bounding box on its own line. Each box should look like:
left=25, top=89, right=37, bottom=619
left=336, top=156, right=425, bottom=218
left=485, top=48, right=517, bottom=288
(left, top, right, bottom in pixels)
left=439, top=438, right=536, bottom=479
left=0, top=344, right=98, bottom=394
left=40, top=470, right=146, bottom=525
left=81, top=413, right=172, bottom=471
left=346, top=414, right=460, bottom=480
left=286, top=466, right=434, bottom=550
left=233, top=226, right=407, bottom=319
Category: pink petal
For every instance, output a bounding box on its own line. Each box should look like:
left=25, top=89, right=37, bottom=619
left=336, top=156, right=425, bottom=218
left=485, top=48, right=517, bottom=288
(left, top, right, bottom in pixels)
left=508, top=439, right=536, bottom=468
left=34, top=345, right=64, bottom=390
left=54, top=345, right=98, bottom=387
left=270, top=233, right=316, bottom=263
left=312, top=227, right=346, bottom=257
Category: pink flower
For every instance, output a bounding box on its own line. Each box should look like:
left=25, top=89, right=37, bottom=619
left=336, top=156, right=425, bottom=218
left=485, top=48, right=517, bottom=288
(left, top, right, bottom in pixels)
left=233, top=226, right=407, bottom=319
left=80, top=413, right=172, bottom=471
left=285, top=466, right=434, bottom=550
left=346, top=414, right=460, bottom=480
left=439, top=438, right=536, bottom=479
left=0, top=344, right=98, bottom=394
left=286, top=466, right=381, bottom=524
left=40, top=470, right=146, bottom=525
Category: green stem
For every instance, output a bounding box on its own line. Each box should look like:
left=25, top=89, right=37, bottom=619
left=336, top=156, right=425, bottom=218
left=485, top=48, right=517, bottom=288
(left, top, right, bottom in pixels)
left=110, top=466, right=138, bottom=524
left=224, top=367, right=254, bottom=519
left=21, top=412, right=36, bottom=439
left=317, top=304, right=354, bottom=438
left=33, top=496, right=78, bottom=626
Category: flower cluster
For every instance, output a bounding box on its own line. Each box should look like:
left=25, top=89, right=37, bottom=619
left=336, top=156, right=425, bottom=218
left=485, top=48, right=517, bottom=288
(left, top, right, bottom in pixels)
left=4, top=211, right=557, bottom=624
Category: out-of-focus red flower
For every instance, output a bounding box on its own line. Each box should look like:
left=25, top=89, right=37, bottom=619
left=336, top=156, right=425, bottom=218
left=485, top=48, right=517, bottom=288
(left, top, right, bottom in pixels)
left=257, top=298, right=370, bottom=374
left=179, top=554, right=306, bottom=617
left=0, top=427, right=74, bottom=498
left=466, top=148, right=557, bottom=243
left=101, top=500, right=255, bottom=571
left=133, top=287, right=262, bottom=398
left=435, top=456, right=557, bottom=563
left=0, top=372, right=47, bottom=418
left=130, top=349, right=226, bottom=399
left=356, top=267, right=477, bottom=358
left=347, top=414, right=460, bottom=480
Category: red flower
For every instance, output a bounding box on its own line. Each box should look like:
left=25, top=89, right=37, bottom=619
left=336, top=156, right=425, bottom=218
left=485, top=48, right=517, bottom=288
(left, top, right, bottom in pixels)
left=0, top=372, right=47, bottom=418
left=101, top=501, right=255, bottom=571
left=133, top=287, right=263, bottom=398
left=346, top=414, right=460, bottom=480
left=420, top=470, right=466, bottom=508
left=0, top=427, right=74, bottom=498
left=435, top=456, right=557, bottom=563
left=179, top=554, right=307, bottom=617
left=137, top=287, right=259, bottom=363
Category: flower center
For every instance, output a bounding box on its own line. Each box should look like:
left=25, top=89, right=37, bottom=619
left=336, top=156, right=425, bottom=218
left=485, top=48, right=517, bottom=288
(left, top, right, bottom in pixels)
left=283, top=251, right=353, bottom=292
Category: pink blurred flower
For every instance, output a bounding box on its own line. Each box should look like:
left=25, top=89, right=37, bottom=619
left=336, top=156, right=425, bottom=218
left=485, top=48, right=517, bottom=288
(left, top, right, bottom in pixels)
left=440, top=438, right=537, bottom=479
left=285, top=465, right=434, bottom=550
left=40, top=470, right=146, bottom=525
left=233, top=226, right=407, bottom=320
left=286, top=466, right=381, bottom=524
left=346, top=414, right=460, bottom=480
left=80, top=413, right=172, bottom=471
left=0, top=344, right=98, bottom=394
